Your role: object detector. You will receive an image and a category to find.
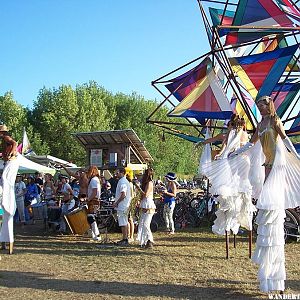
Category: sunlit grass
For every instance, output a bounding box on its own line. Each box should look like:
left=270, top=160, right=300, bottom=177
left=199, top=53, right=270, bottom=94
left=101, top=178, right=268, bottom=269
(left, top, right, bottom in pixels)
left=0, top=223, right=298, bottom=299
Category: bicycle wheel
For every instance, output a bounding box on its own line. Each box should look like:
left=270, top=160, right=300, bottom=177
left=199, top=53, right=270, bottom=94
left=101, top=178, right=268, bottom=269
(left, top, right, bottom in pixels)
left=150, top=220, right=158, bottom=232
left=284, top=209, right=300, bottom=242
left=97, top=214, right=118, bottom=232
left=186, top=208, right=198, bottom=227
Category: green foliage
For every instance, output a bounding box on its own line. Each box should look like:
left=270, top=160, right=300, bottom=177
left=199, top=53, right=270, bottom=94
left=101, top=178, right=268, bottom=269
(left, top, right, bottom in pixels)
left=1, top=83, right=200, bottom=177
left=0, top=92, right=27, bottom=142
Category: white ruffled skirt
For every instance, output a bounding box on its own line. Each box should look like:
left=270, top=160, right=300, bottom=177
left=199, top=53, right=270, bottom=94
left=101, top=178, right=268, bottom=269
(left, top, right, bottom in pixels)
left=202, top=140, right=300, bottom=292
left=202, top=151, right=256, bottom=235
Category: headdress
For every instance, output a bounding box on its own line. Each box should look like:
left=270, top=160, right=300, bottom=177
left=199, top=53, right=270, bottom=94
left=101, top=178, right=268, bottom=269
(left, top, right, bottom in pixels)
left=255, top=96, right=272, bottom=105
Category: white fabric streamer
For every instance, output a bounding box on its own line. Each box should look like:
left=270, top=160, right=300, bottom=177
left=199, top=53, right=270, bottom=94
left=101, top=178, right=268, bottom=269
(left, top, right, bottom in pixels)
left=203, top=137, right=300, bottom=292
left=198, top=128, right=212, bottom=176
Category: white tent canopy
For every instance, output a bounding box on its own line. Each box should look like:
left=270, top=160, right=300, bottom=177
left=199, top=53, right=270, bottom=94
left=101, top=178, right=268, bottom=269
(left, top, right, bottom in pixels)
left=0, top=155, right=56, bottom=175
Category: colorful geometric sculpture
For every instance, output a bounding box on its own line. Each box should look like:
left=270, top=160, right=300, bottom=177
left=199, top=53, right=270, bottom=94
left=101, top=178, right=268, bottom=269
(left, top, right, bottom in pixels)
left=230, top=45, right=298, bottom=100
left=272, top=81, right=300, bottom=117
left=167, top=59, right=232, bottom=120
left=225, top=0, right=294, bottom=46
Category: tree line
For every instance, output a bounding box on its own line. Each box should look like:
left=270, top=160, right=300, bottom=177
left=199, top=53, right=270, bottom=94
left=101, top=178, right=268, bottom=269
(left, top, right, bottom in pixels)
left=0, top=81, right=200, bottom=177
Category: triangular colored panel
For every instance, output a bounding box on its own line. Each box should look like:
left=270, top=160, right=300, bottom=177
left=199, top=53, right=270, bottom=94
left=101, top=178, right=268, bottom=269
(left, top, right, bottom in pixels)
left=242, top=59, right=276, bottom=90
left=230, top=45, right=298, bottom=100
left=165, top=58, right=210, bottom=102
left=189, top=85, right=221, bottom=112
left=272, top=82, right=300, bottom=117
left=275, top=0, right=300, bottom=22
left=168, top=69, right=232, bottom=120
left=225, top=0, right=294, bottom=45
left=209, top=7, right=234, bottom=37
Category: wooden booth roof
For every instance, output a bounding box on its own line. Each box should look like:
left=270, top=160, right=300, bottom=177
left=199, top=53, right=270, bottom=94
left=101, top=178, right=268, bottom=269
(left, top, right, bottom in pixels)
left=72, top=129, right=153, bottom=163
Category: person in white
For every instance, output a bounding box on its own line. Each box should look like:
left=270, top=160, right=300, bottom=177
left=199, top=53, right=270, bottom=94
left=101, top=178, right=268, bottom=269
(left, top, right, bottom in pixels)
left=136, top=167, right=156, bottom=248
left=229, top=96, right=300, bottom=293
left=202, top=115, right=256, bottom=236
left=14, top=174, right=27, bottom=225
left=113, top=167, right=131, bottom=245
left=86, top=165, right=101, bottom=241
left=205, top=97, right=300, bottom=293
left=0, top=124, right=20, bottom=254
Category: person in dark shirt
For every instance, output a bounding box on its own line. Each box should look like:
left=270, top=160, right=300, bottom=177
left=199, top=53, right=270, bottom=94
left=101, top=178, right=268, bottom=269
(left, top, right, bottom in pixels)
left=34, top=172, right=44, bottom=202
left=108, top=173, right=118, bottom=196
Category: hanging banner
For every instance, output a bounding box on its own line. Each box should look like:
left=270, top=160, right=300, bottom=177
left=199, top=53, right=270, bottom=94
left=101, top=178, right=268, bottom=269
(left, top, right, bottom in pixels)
left=90, top=149, right=103, bottom=167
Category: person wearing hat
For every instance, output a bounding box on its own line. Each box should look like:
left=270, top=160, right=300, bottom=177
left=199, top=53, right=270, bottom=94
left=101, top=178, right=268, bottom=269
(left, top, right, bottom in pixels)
left=0, top=124, right=20, bottom=254
left=162, top=172, right=177, bottom=235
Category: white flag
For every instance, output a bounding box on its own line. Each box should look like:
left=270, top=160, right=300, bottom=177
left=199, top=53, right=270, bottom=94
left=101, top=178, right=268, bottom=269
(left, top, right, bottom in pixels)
left=22, top=128, right=34, bottom=156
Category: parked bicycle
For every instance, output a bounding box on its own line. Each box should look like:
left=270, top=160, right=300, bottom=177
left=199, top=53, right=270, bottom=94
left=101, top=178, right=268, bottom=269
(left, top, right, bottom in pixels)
left=252, top=206, right=300, bottom=242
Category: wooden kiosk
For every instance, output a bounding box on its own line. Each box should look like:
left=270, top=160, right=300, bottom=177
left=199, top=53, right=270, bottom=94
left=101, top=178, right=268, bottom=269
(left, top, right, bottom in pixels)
left=72, top=129, right=153, bottom=171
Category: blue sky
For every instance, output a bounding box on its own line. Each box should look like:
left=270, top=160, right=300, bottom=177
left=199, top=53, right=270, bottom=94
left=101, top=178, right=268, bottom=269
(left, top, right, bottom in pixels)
left=0, top=0, right=210, bottom=107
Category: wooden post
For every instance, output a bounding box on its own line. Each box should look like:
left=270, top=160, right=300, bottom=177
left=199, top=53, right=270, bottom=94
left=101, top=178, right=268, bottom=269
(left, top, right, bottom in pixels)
left=9, top=242, right=13, bottom=255
left=225, top=231, right=229, bottom=259
left=248, top=230, right=252, bottom=259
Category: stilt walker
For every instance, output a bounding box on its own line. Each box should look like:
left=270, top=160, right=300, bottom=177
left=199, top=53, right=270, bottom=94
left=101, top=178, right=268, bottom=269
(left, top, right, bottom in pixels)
left=0, top=124, right=19, bottom=254
left=230, top=96, right=300, bottom=293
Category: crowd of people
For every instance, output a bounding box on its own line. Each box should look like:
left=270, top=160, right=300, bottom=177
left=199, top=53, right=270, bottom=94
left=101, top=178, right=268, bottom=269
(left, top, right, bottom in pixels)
left=0, top=132, right=180, bottom=252
left=1, top=94, right=300, bottom=295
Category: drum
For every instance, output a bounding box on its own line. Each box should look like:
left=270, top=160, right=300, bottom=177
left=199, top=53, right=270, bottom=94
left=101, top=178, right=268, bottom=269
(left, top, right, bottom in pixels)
left=65, top=207, right=90, bottom=235
left=47, top=207, right=61, bottom=222
left=31, top=202, right=47, bottom=220
left=87, top=198, right=100, bottom=214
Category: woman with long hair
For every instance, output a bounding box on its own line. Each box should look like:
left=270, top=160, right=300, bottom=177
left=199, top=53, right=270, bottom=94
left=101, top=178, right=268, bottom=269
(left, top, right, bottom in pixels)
left=136, top=167, right=155, bottom=248
left=86, top=165, right=101, bottom=241
left=206, top=96, right=300, bottom=293
left=162, top=172, right=177, bottom=235
left=235, top=96, right=300, bottom=293
left=202, top=114, right=256, bottom=236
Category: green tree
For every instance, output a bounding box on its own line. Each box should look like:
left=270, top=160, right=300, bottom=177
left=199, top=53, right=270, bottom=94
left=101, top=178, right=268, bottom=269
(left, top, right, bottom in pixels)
left=0, top=92, right=27, bottom=142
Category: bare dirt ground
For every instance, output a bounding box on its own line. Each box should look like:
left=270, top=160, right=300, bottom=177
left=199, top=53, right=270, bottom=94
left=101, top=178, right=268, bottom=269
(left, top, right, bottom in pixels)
left=0, top=222, right=299, bottom=300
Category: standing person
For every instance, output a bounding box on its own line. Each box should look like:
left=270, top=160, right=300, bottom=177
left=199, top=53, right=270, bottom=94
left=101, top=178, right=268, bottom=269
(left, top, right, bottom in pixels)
left=70, top=178, right=80, bottom=207
left=25, top=176, right=39, bottom=203
left=62, top=166, right=88, bottom=201
left=136, top=168, right=156, bottom=248
left=113, top=167, right=131, bottom=245
left=14, top=174, right=27, bottom=226
left=43, top=174, right=56, bottom=204
left=58, top=175, right=74, bottom=233
left=126, top=171, right=137, bottom=243
left=0, top=124, right=19, bottom=254
left=86, top=166, right=101, bottom=241
left=202, top=115, right=255, bottom=236
left=219, top=96, right=300, bottom=293
left=162, top=172, right=177, bottom=235
left=42, top=173, right=56, bottom=225
left=34, top=172, right=44, bottom=202
left=108, top=173, right=118, bottom=196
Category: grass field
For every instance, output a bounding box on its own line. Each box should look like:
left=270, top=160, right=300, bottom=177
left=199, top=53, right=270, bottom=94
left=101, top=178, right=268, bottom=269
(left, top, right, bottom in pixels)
left=0, top=222, right=299, bottom=300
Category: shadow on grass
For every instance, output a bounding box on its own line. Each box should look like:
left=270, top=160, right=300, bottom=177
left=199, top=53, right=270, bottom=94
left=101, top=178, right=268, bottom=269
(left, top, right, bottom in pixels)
left=157, top=235, right=251, bottom=244
left=285, top=279, right=300, bottom=292
left=13, top=236, right=169, bottom=258
left=0, top=270, right=260, bottom=299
